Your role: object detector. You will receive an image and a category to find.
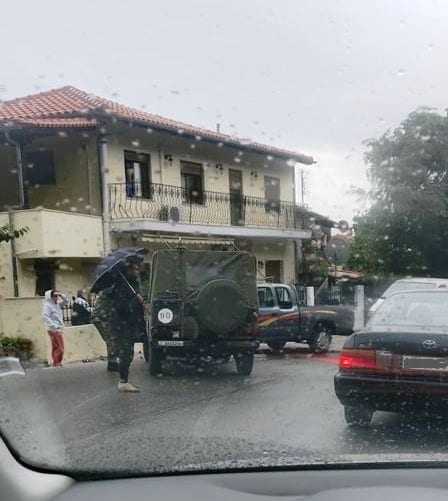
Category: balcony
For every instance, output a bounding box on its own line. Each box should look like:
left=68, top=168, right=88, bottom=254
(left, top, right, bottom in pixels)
left=2, top=209, right=104, bottom=259
left=109, top=183, right=311, bottom=240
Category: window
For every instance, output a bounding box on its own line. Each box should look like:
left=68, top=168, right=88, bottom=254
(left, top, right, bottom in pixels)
left=25, top=150, right=56, bottom=186
left=264, top=175, right=280, bottom=212
left=258, top=287, right=275, bottom=308
left=124, top=150, right=151, bottom=198
left=265, top=260, right=283, bottom=283
left=181, top=161, right=204, bottom=204
left=34, top=260, right=55, bottom=296
left=275, top=286, right=293, bottom=309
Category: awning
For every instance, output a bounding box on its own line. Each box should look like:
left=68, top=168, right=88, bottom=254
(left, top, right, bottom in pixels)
left=139, top=234, right=234, bottom=247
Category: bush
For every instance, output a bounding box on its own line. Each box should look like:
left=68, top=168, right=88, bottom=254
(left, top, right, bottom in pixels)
left=0, top=336, right=34, bottom=359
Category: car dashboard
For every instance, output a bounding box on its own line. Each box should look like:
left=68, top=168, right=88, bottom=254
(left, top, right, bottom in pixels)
left=2, top=436, right=448, bottom=501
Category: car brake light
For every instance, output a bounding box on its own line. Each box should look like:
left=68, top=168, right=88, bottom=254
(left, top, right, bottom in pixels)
left=339, top=349, right=377, bottom=372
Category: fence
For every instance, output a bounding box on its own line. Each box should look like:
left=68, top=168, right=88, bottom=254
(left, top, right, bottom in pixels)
left=109, top=182, right=308, bottom=231
left=295, top=285, right=344, bottom=306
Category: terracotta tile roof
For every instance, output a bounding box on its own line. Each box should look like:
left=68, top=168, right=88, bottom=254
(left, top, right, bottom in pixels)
left=0, top=86, right=314, bottom=164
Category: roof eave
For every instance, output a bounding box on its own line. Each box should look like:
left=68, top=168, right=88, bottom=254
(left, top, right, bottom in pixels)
left=91, top=109, right=314, bottom=165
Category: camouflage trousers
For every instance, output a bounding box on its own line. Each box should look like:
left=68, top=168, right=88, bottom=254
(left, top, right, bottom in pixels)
left=93, top=320, right=119, bottom=361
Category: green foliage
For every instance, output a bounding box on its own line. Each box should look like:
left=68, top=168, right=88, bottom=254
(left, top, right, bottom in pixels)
left=0, top=336, right=33, bottom=359
left=0, top=224, right=29, bottom=243
left=349, top=109, right=448, bottom=276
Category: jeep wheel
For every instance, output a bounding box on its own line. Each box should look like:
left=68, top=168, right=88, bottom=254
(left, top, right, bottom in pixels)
left=309, top=323, right=332, bottom=353
left=149, top=345, right=164, bottom=376
left=267, top=341, right=286, bottom=352
left=235, top=353, right=254, bottom=376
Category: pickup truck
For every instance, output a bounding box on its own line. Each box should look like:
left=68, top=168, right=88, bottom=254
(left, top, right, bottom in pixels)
left=256, top=283, right=354, bottom=353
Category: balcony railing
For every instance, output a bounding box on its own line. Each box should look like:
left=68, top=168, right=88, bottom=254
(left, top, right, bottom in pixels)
left=109, top=182, right=307, bottom=231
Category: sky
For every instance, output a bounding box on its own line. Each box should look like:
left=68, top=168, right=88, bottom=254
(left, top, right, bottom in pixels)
left=1, top=0, right=448, bottom=222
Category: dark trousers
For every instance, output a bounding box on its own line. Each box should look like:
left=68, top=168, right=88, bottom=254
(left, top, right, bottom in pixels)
left=118, top=338, right=134, bottom=382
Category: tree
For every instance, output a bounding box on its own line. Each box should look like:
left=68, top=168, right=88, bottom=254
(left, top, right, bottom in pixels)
left=348, top=108, right=448, bottom=276
left=0, top=224, right=28, bottom=243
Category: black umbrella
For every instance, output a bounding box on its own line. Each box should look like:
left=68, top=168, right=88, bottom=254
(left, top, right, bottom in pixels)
left=90, top=247, right=145, bottom=294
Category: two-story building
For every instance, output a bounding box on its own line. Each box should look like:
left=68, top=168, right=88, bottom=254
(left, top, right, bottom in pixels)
left=0, top=86, right=314, bottom=300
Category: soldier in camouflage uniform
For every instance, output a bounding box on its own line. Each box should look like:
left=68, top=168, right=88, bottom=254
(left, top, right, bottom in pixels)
left=92, top=286, right=119, bottom=372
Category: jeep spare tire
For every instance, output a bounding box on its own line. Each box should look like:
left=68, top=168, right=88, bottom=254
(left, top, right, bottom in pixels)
left=195, top=279, right=248, bottom=335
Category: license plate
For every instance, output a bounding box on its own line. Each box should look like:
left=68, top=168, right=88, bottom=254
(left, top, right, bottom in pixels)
left=158, top=340, right=184, bottom=347
left=402, top=355, right=448, bottom=370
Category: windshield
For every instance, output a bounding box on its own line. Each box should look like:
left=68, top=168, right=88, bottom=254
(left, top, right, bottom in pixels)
left=3, top=0, right=448, bottom=480
left=368, top=292, right=448, bottom=332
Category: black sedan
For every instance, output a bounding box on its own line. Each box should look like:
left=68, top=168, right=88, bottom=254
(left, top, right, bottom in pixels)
left=335, top=289, right=448, bottom=427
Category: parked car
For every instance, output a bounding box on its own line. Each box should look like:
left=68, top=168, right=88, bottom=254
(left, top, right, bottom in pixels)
left=147, top=249, right=259, bottom=376
left=257, top=283, right=353, bottom=353
left=369, top=277, right=448, bottom=317
left=335, top=289, right=448, bottom=427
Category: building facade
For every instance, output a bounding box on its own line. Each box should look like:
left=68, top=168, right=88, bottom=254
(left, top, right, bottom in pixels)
left=0, top=86, right=315, bottom=300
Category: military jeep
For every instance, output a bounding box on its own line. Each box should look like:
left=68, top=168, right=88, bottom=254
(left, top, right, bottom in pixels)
left=147, top=248, right=259, bottom=376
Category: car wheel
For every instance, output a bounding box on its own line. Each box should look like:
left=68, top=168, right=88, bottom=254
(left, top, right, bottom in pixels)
left=267, top=341, right=286, bottom=352
left=344, top=406, right=373, bottom=427
left=309, top=323, right=332, bottom=353
left=235, top=353, right=254, bottom=376
left=149, top=344, right=164, bottom=376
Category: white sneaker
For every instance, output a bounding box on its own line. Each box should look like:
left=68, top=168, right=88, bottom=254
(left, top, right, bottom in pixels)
left=118, top=382, right=140, bottom=393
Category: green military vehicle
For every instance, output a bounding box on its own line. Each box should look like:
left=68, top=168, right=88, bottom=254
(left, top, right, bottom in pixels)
left=147, top=248, right=259, bottom=376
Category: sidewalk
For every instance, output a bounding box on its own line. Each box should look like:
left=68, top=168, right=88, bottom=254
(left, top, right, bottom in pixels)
left=331, top=335, right=346, bottom=353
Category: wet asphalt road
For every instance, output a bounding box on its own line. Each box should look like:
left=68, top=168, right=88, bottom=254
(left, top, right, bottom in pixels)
left=2, top=342, right=448, bottom=476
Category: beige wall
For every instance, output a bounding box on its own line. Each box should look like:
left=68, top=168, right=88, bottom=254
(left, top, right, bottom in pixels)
left=0, top=135, right=101, bottom=215
left=11, top=209, right=103, bottom=259
left=0, top=209, right=101, bottom=298
left=25, top=135, right=102, bottom=215
left=105, top=127, right=295, bottom=202
left=0, top=255, right=94, bottom=299
left=1, top=128, right=295, bottom=218
left=0, top=296, right=107, bottom=363
left=55, top=260, right=95, bottom=297
left=253, top=240, right=297, bottom=284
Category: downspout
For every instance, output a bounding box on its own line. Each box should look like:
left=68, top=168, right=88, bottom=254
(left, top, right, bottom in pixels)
left=82, top=142, right=93, bottom=214
left=4, top=131, right=26, bottom=209
left=7, top=208, right=19, bottom=297
left=4, top=132, right=26, bottom=297
left=97, top=134, right=112, bottom=255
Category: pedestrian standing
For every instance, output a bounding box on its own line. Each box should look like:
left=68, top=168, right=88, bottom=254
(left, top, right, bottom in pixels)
left=42, top=289, right=69, bottom=367
left=72, top=289, right=92, bottom=326
left=111, top=257, right=146, bottom=393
